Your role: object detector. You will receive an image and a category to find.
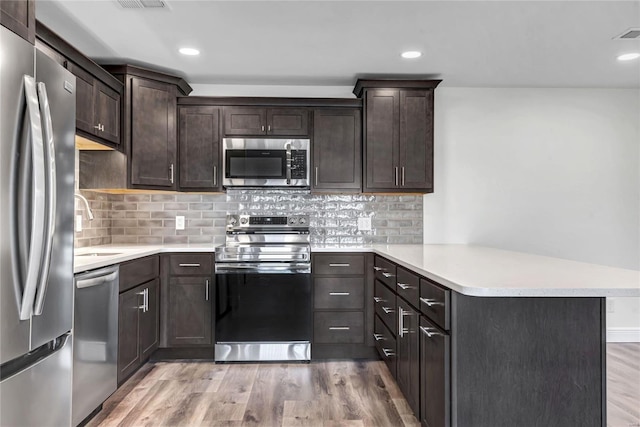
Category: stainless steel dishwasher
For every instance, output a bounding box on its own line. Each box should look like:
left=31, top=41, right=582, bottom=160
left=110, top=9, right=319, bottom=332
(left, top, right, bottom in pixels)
left=72, top=265, right=119, bottom=426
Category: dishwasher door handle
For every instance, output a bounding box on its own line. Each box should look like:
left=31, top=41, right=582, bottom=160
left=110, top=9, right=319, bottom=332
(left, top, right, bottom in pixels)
left=76, top=268, right=119, bottom=289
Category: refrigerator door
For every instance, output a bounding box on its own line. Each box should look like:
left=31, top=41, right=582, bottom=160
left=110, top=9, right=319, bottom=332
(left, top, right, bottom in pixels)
left=30, top=49, right=75, bottom=350
left=0, top=333, right=72, bottom=427
left=0, top=26, right=35, bottom=364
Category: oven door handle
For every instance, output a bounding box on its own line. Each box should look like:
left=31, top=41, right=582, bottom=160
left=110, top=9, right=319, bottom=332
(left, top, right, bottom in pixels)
left=215, top=262, right=311, bottom=274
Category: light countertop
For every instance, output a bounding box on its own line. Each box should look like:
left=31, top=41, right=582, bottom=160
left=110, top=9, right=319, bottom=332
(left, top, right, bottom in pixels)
left=74, top=244, right=640, bottom=298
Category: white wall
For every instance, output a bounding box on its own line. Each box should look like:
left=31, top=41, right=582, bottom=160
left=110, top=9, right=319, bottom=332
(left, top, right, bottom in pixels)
left=426, top=88, right=640, bottom=336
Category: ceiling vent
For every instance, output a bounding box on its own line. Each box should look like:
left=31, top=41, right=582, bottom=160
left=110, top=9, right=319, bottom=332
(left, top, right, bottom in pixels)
left=614, top=28, right=640, bottom=40
left=117, top=0, right=167, bottom=9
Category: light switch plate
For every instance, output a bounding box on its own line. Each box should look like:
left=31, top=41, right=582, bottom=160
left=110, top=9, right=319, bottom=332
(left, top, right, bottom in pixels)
left=176, top=215, right=185, bottom=230
left=76, top=215, right=83, bottom=232
left=357, top=217, right=372, bottom=231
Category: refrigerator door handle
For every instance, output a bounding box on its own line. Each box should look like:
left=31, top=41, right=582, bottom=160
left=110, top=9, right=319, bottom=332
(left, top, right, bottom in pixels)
left=33, top=82, right=57, bottom=316
left=17, top=75, right=46, bottom=321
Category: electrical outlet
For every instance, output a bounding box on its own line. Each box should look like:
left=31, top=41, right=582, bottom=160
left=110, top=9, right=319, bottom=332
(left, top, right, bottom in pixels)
left=76, top=215, right=83, bottom=232
left=176, top=215, right=185, bottom=230
left=606, top=299, right=615, bottom=313
left=357, top=217, right=372, bottom=231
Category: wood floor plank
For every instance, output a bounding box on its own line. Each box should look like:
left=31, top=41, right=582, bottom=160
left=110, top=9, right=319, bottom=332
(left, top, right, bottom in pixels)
left=89, top=344, right=639, bottom=427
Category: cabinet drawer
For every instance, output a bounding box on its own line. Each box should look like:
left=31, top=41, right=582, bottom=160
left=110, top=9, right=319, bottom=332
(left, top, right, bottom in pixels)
left=167, top=253, right=213, bottom=275
left=314, top=278, right=364, bottom=310
left=396, top=267, right=420, bottom=309
left=313, top=254, right=365, bottom=276
left=374, top=279, right=396, bottom=334
left=374, top=256, right=396, bottom=288
left=420, top=278, right=450, bottom=331
left=119, top=255, right=159, bottom=293
left=374, top=314, right=397, bottom=377
left=314, top=312, right=364, bottom=344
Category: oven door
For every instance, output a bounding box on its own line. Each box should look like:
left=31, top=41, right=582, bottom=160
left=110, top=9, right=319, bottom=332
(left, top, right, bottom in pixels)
left=215, top=270, right=311, bottom=362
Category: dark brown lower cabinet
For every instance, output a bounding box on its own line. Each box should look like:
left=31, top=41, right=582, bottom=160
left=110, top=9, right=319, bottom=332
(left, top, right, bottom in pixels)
left=161, top=253, right=214, bottom=349
left=397, top=299, right=420, bottom=417
left=167, top=276, right=213, bottom=346
left=419, top=316, right=450, bottom=427
left=117, top=278, right=159, bottom=384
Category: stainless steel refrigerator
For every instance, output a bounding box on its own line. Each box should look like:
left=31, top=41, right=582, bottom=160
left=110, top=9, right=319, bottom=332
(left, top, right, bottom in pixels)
left=1, top=25, right=76, bottom=427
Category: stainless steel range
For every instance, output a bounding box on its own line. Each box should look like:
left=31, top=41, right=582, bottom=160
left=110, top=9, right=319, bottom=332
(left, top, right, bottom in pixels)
left=214, top=215, right=311, bottom=362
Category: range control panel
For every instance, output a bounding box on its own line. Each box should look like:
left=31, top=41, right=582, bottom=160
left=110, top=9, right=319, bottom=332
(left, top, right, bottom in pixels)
left=226, top=215, right=310, bottom=229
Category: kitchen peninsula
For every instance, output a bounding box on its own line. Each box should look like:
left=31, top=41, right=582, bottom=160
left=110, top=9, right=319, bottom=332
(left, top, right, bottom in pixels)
left=74, top=243, right=639, bottom=427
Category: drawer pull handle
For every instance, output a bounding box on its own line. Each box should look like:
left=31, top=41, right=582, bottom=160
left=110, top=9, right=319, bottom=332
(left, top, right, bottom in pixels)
left=420, top=325, right=446, bottom=338
left=382, top=348, right=395, bottom=357
left=373, top=266, right=383, bottom=271
left=373, top=333, right=385, bottom=341
left=329, top=326, right=350, bottom=331
left=179, top=263, right=201, bottom=267
left=382, top=306, right=395, bottom=314
left=329, top=263, right=350, bottom=267
left=382, top=272, right=394, bottom=278
left=329, top=292, right=350, bottom=296
left=420, top=297, right=444, bottom=307
left=397, top=283, right=415, bottom=290
left=373, top=296, right=384, bottom=303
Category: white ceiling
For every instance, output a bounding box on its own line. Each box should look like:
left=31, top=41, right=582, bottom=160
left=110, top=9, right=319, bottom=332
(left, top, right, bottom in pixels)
left=36, top=1, right=640, bottom=90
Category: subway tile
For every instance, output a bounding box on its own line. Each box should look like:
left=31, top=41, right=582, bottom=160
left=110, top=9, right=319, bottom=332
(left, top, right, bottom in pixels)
left=163, top=202, right=189, bottom=211
left=189, top=203, right=213, bottom=211
left=125, top=211, right=151, bottom=219
left=163, top=236, right=189, bottom=244
left=124, top=194, right=151, bottom=202
left=175, top=194, right=202, bottom=202
left=188, top=235, right=214, bottom=244
left=150, top=194, right=176, bottom=202
left=137, top=202, right=164, bottom=212
left=137, top=236, right=163, bottom=244
left=137, top=219, right=163, bottom=228
left=111, top=202, right=138, bottom=211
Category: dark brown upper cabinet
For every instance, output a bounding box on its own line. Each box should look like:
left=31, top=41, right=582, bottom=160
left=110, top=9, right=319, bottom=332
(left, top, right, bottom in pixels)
left=1, top=0, right=35, bottom=44
left=104, top=65, right=192, bottom=191
left=178, top=106, right=221, bottom=191
left=35, top=23, right=124, bottom=150
left=354, top=80, right=441, bottom=193
left=312, top=108, right=361, bottom=192
left=224, top=106, right=309, bottom=137
left=69, top=62, right=121, bottom=148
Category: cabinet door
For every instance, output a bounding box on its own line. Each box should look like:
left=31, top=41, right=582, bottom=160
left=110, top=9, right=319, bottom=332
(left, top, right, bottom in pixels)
left=117, top=285, right=141, bottom=384
left=94, top=81, right=121, bottom=146
left=130, top=77, right=177, bottom=188
left=167, top=276, right=213, bottom=346
left=312, top=108, right=361, bottom=191
left=267, top=108, right=309, bottom=136
left=178, top=106, right=221, bottom=191
left=397, top=300, right=420, bottom=417
left=69, top=63, right=96, bottom=137
left=139, top=278, right=159, bottom=361
left=0, top=0, right=35, bottom=44
left=365, top=89, right=400, bottom=191
left=420, top=316, right=450, bottom=427
left=223, top=106, right=266, bottom=136
left=399, top=90, right=434, bottom=191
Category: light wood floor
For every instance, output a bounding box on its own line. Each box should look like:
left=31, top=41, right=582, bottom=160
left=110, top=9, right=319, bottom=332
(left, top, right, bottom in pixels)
left=89, top=344, right=640, bottom=427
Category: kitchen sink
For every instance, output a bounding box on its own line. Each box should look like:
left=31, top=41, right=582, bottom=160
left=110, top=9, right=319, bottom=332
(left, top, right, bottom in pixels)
left=76, top=252, right=123, bottom=257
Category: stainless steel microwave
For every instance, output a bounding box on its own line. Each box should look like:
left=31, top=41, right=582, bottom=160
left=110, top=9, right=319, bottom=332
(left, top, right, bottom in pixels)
left=222, top=138, right=310, bottom=188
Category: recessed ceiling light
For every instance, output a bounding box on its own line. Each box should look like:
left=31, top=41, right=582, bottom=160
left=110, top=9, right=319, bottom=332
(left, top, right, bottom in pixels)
left=401, top=51, right=422, bottom=59
left=179, top=47, right=200, bottom=56
left=617, top=53, right=640, bottom=61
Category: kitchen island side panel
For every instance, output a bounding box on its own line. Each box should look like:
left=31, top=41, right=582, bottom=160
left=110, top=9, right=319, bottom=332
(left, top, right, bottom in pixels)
left=451, top=295, right=605, bottom=427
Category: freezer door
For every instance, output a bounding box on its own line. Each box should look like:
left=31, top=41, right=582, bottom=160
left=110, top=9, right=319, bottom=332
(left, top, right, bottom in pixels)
left=30, top=50, right=75, bottom=350
left=0, top=26, right=35, bottom=364
left=0, top=333, right=72, bottom=427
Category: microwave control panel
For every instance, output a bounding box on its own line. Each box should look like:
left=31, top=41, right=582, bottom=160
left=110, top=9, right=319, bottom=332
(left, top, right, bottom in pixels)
left=291, top=150, right=307, bottom=179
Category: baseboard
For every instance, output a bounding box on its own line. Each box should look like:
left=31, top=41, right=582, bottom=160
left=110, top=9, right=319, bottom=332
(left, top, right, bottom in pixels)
left=607, top=327, right=640, bottom=342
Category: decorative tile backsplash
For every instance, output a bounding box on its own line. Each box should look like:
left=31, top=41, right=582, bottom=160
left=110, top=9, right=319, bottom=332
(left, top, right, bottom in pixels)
left=74, top=189, right=423, bottom=248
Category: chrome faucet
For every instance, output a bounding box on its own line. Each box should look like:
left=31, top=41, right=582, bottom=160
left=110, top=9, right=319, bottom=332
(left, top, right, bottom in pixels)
left=74, top=193, right=94, bottom=221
